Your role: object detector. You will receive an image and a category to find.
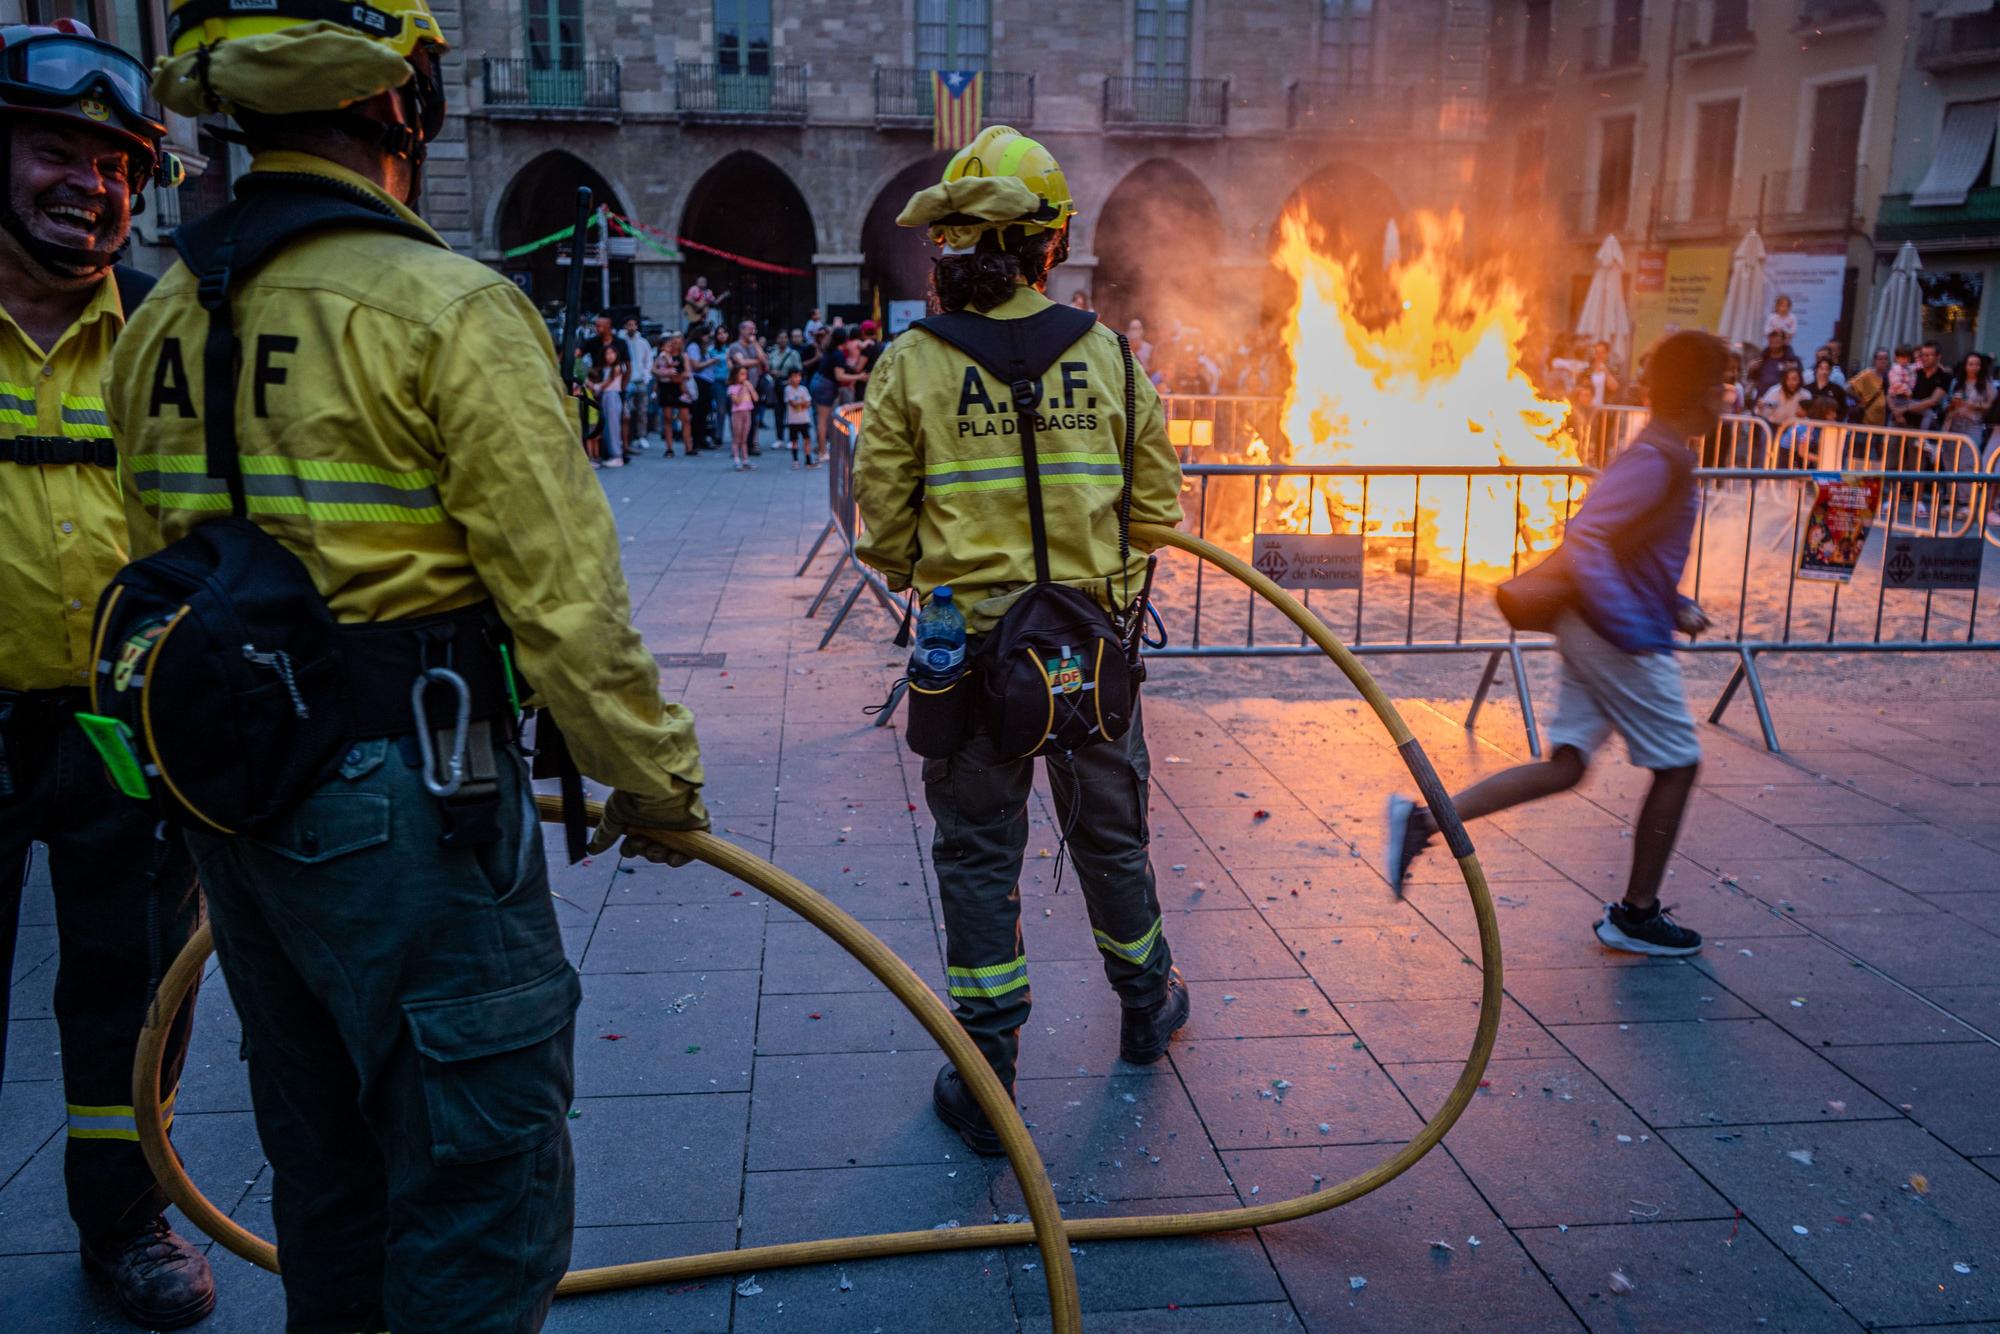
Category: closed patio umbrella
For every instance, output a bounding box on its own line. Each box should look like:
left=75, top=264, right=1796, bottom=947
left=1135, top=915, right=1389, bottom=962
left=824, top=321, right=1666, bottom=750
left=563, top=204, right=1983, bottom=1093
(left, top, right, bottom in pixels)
left=1716, top=228, right=1768, bottom=352
left=1575, top=233, right=1631, bottom=366
left=1863, top=242, right=1924, bottom=359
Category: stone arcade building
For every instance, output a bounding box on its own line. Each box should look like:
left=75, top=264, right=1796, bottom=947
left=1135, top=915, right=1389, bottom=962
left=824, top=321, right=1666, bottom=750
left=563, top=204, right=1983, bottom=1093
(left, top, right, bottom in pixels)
left=412, top=0, right=1492, bottom=336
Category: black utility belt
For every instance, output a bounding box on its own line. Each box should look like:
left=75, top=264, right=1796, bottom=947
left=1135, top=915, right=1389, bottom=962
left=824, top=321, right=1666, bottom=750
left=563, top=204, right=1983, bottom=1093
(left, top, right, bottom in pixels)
left=337, top=602, right=518, bottom=741
left=0, top=436, right=117, bottom=468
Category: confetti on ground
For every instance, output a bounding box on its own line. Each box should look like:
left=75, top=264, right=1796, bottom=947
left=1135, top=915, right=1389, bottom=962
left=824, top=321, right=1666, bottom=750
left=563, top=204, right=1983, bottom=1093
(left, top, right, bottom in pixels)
left=1787, top=1150, right=1814, bottom=1166
left=1792, top=1225, right=1810, bottom=1236
left=599, top=1033, right=626, bottom=1041
left=1910, top=1173, right=1930, bottom=1195
left=1827, top=1100, right=1847, bottom=1113
left=1428, top=1240, right=1455, bottom=1253
left=735, top=1276, right=763, bottom=1296
left=1954, top=1262, right=1973, bottom=1275
left=1348, top=1276, right=1367, bottom=1291
left=837, top=1271, right=853, bottom=1291
left=1608, top=1270, right=1636, bottom=1296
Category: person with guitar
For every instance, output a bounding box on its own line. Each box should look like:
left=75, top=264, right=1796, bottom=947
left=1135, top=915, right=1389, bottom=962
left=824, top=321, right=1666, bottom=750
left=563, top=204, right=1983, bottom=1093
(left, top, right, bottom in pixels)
left=682, top=273, right=726, bottom=331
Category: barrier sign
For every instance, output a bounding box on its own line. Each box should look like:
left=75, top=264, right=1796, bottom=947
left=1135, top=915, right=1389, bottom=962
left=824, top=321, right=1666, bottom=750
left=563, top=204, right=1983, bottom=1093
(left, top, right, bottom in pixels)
left=1883, top=535, right=1984, bottom=592
left=1251, top=533, right=1363, bottom=590
left=1796, top=474, right=1882, bottom=583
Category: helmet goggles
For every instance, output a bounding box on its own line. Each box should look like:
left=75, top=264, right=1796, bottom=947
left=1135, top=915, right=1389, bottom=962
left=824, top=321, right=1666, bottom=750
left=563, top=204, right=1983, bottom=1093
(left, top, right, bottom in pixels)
left=0, top=32, right=163, bottom=142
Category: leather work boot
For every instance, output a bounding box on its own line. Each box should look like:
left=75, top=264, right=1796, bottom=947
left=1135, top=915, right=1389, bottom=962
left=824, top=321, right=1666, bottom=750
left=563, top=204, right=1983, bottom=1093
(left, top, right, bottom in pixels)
left=82, top=1216, right=217, bottom=1329
left=1119, top=970, right=1191, bottom=1065
left=933, top=1063, right=1009, bottom=1157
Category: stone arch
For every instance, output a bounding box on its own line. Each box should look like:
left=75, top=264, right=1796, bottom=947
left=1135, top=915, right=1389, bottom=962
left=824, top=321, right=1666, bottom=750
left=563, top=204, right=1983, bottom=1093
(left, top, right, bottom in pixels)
left=1090, top=158, right=1226, bottom=338
left=1261, top=159, right=1407, bottom=323
left=494, top=151, right=632, bottom=314
left=678, top=150, right=819, bottom=336
left=860, top=151, right=953, bottom=325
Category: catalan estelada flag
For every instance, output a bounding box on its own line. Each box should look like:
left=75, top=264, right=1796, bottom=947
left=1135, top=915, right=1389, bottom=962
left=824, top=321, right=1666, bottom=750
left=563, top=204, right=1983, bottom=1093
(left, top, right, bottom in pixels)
left=932, top=69, right=983, bottom=151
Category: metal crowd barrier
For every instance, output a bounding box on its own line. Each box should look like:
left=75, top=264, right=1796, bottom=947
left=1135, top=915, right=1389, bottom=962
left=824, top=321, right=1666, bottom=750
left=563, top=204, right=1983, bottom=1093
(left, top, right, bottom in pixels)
left=1158, top=461, right=1997, bottom=754
left=797, top=404, right=900, bottom=648
left=1161, top=393, right=1285, bottom=456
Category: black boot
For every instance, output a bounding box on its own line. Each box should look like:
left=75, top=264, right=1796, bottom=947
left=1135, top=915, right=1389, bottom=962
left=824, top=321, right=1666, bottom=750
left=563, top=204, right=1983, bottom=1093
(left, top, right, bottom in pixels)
left=1119, top=969, right=1190, bottom=1065
left=933, top=1063, right=1009, bottom=1157
left=82, top=1216, right=216, bottom=1329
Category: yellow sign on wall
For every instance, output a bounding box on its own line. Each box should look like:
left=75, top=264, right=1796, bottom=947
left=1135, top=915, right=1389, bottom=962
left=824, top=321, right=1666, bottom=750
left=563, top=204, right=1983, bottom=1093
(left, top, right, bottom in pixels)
left=1631, top=245, right=1733, bottom=359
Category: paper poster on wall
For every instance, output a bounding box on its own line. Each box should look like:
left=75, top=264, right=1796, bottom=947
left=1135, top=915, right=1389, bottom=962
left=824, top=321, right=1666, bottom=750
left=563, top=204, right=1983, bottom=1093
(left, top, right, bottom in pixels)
left=1796, top=473, right=1883, bottom=583
left=1631, top=246, right=1732, bottom=357
left=1763, top=250, right=1848, bottom=356
left=887, top=300, right=927, bottom=335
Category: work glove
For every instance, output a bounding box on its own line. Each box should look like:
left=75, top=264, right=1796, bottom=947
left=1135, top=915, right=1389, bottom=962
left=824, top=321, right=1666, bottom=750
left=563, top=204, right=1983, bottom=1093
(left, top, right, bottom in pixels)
left=587, top=788, right=710, bottom=867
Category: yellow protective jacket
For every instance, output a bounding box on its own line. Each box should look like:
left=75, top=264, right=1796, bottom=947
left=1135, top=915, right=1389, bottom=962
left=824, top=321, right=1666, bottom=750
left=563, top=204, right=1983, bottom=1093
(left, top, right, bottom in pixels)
left=853, top=285, right=1182, bottom=634
left=0, top=276, right=126, bottom=691
left=105, top=151, right=704, bottom=817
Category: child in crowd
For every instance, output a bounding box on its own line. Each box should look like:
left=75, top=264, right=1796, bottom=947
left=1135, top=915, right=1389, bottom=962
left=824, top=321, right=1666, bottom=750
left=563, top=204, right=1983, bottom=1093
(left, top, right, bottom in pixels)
left=1887, top=345, right=1916, bottom=419
left=727, top=365, right=758, bottom=472
left=1765, top=293, right=1797, bottom=344
left=783, top=368, right=814, bottom=467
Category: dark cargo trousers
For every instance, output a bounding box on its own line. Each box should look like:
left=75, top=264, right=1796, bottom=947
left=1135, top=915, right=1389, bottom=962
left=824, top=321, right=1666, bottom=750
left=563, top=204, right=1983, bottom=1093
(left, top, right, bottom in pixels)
left=187, top=736, right=579, bottom=1334
left=922, top=705, right=1174, bottom=1090
left=0, top=688, right=200, bottom=1248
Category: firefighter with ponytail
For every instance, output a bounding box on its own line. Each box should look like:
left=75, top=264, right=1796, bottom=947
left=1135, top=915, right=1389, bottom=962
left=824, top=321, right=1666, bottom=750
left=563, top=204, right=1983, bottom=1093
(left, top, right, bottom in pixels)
left=854, top=127, right=1190, bottom=1155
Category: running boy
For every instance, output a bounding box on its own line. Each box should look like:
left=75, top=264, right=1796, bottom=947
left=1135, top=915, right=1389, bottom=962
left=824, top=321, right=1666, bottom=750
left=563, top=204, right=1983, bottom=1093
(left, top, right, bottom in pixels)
left=1386, top=330, right=1730, bottom=957
left=784, top=368, right=815, bottom=467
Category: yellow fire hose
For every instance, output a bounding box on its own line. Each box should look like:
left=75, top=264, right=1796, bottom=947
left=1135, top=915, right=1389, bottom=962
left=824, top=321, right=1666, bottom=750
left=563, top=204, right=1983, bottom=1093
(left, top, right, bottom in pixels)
left=132, top=525, right=1501, bottom=1334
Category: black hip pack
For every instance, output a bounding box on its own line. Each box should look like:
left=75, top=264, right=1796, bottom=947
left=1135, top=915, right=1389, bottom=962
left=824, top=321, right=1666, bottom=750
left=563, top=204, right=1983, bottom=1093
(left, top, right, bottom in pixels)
left=909, top=305, right=1143, bottom=761
left=83, top=174, right=443, bottom=835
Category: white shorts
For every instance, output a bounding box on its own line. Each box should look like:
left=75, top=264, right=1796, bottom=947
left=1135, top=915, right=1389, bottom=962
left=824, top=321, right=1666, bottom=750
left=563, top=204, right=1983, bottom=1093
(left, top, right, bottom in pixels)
left=1543, top=612, right=1702, bottom=771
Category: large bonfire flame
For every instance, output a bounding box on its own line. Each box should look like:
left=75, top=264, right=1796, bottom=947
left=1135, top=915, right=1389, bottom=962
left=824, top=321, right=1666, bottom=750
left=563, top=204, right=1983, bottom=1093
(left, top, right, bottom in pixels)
left=1262, top=209, right=1581, bottom=581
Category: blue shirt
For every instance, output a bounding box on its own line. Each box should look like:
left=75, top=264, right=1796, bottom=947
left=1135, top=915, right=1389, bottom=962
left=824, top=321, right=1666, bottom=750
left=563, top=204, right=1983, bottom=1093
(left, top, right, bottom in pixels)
left=1563, top=422, right=1698, bottom=655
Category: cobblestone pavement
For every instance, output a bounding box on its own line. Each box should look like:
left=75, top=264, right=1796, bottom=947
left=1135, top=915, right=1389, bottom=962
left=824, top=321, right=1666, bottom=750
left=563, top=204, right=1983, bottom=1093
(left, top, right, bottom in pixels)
left=5, top=450, right=1998, bottom=1332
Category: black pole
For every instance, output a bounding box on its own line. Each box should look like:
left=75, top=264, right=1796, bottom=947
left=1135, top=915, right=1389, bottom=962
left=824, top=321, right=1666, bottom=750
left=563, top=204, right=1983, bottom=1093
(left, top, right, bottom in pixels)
left=560, top=185, right=593, bottom=396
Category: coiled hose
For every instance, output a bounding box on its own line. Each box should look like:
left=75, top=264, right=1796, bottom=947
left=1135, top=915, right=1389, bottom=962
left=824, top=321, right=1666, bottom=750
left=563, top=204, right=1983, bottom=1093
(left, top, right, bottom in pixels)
left=133, top=525, right=1501, bottom=1334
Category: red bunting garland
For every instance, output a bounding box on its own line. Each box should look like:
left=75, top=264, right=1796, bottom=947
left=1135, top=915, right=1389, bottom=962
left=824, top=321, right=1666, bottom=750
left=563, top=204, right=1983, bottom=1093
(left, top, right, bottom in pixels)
left=602, top=209, right=812, bottom=278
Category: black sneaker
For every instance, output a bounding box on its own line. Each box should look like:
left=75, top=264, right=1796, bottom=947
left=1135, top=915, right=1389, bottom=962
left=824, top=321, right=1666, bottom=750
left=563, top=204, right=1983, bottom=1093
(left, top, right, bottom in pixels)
left=1384, top=795, right=1433, bottom=898
left=1119, top=970, right=1190, bottom=1065
left=932, top=1064, right=1007, bottom=1157
left=1595, top=902, right=1702, bottom=957
left=82, top=1216, right=216, bottom=1329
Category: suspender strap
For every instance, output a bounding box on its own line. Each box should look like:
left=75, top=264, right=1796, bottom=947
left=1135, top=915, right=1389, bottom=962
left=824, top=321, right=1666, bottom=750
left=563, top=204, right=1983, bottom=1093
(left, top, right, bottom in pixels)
left=1115, top=332, right=1137, bottom=603
left=0, top=436, right=117, bottom=467
left=194, top=246, right=248, bottom=517
left=1011, top=374, right=1054, bottom=585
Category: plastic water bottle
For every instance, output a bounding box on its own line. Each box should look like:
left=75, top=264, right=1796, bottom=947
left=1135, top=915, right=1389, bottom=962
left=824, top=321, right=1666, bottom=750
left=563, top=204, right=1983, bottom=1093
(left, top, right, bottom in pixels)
left=911, top=586, right=967, bottom=683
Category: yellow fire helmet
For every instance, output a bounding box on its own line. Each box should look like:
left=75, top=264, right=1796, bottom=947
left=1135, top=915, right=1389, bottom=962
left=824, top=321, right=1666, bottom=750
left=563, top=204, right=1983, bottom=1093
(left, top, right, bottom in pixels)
left=154, top=0, right=446, bottom=127
left=897, top=125, right=1075, bottom=254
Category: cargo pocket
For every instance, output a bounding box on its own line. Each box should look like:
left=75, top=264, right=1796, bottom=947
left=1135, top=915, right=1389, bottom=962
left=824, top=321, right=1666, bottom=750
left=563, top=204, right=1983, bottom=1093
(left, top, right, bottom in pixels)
left=402, top=963, right=581, bottom=1166
left=248, top=792, right=392, bottom=864
left=903, top=671, right=974, bottom=759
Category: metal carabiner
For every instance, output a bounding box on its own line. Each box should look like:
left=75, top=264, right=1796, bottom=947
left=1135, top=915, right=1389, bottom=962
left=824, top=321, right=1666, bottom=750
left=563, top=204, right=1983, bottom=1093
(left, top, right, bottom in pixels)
left=410, top=667, right=472, bottom=798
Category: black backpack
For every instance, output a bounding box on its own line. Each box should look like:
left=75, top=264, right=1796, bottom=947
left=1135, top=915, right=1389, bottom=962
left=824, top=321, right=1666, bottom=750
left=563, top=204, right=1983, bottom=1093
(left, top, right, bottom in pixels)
left=83, top=174, right=436, bottom=834
left=911, top=304, right=1142, bottom=761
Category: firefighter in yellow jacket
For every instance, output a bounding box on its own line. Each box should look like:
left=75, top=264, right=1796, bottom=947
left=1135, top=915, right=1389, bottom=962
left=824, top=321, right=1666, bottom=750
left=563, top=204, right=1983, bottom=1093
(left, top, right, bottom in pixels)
left=855, top=128, right=1189, bottom=1156
left=0, top=19, right=214, bottom=1328
left=104, top=4, right=707, bottom=1330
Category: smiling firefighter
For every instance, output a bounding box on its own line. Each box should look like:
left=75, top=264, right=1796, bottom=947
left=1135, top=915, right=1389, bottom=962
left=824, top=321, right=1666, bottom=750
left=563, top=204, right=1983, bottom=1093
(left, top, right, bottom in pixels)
left=0, top=19, right=216, bottom=1330
left=853, top=126, right=1190, bottom=1155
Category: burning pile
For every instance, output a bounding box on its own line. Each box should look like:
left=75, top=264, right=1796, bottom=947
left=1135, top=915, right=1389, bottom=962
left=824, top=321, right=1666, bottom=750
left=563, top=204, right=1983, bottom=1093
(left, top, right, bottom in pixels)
left=1260, top=209, right=1582, bottom=581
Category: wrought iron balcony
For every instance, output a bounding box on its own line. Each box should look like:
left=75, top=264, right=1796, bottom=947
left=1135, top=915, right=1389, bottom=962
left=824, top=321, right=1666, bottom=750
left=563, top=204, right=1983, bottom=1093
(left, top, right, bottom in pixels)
left=481, top=57, right=621, bottom=117
left=1564, top=188, right=1635, bottom=239
left=1675, top=0, right=1757, bottom=58
left=1918, top=7, right=2000, bottom=71
left=1795, top=0, right=1884, bottom=29
left=1760, top=164, right=1870, bottom=233
left=1101, top=75, right=1229, bottom=135
left=1286, top=80, right=1418, bottom=136
left=872, top=67, right=1035, bottom=126
left=1658, top=175, right=1747, bottom=238
left=1490, top=32, right=1556, bottom=95
left=675, top=62, right=808, bottom=123
left=1581, top=18, right=1649, bottom=75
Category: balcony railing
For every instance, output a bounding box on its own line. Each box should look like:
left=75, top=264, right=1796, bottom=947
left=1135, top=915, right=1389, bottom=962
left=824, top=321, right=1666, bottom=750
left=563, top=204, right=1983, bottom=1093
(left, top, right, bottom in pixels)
left=1102, top=75, right=1229, bottom=134
left=1565, top=188, right=1634, bottom=238
left=1795, top=0, right=1883, bottom=28
left=1659, top=175, right=1745, bottom=236
left=482, top=57, right=621, bottom=114
left=1676, top=0, right=1757, bottom=57
left=1581, top=18, right=1649, bottom=74
left=675, top=61, right=808, bottom=122
left=872, top=67, right=1035, bottom=126
left=1761, top=164, right=1869, bottom=232
left=1286, top=80, right=1418, bottom=135
left=1918, top=8, right=2000, bottom=71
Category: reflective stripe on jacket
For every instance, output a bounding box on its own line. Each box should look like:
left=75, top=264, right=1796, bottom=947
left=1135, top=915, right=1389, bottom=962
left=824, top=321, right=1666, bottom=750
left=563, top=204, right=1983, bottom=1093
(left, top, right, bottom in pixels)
left=852, top=285, right=1183, bottom=635
left=0, top=276, right=127, bottom=690
left=105, top=150, right=704, bottom=812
